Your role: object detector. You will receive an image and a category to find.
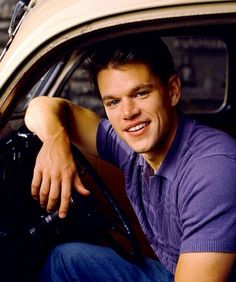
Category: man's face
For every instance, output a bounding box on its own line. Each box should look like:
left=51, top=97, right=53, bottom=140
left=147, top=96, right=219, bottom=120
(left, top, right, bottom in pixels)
left=97, top=63, right=180, bottom=166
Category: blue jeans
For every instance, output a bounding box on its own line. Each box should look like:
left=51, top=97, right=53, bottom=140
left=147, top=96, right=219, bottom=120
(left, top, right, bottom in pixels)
left=39, top=242, right=174, bottom=282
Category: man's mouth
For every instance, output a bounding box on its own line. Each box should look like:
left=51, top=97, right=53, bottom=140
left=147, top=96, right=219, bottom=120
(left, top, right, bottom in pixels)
left=127, top=122, right=149, bottom=132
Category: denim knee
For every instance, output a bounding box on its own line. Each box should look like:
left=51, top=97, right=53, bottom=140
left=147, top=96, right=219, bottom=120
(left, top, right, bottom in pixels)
left=39, top=242, right=174, bottom=282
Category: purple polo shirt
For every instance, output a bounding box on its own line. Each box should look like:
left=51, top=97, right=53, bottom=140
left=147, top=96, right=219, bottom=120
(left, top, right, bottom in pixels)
left=96, top=115, right=236, bottom=274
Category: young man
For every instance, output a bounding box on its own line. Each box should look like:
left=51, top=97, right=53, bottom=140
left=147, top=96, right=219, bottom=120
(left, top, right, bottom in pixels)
left=25, top=33, right=236, bottom=281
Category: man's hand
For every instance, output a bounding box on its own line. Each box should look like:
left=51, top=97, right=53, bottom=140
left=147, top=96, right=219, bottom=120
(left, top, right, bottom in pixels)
left=24, top=96, right=100, bottom=218
left=31, top=130, right=90, bottom=218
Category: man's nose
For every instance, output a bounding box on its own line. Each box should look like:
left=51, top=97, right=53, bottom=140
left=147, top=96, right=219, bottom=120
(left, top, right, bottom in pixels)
left=121, top=98, right=140, bottom=120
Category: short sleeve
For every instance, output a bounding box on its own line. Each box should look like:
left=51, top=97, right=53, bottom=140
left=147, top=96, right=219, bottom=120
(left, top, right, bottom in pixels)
left=179, top=155, right=236, bottom=253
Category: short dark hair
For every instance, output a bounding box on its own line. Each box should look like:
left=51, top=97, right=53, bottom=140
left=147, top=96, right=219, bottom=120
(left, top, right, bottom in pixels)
left=83, top=33, right=176, bottom=91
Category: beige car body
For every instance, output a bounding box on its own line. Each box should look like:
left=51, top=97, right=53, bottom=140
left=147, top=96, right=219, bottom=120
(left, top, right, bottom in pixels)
left=0, top=0, right=236, bottom=119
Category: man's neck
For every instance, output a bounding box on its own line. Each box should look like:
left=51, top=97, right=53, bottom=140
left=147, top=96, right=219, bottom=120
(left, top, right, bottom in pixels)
left=142, top=114, right=179, bottom=172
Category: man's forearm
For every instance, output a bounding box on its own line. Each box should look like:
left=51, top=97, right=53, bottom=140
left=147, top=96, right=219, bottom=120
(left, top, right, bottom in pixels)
left=24, top=96, right=70, bottom=142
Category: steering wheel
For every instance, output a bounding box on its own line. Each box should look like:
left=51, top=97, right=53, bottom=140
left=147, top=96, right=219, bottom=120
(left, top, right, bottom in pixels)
left=0, top=127, right=144, bottom=282
left=26, top=135, right=143, bottom=262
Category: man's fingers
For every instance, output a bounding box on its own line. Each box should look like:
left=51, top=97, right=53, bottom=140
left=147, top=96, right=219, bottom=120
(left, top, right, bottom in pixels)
left=46, top=177, right=61, bottom=212
left=74, top=175, right=90, bottom=196
left=58, top=174, right=90, bottom=218
left=31, top=170, right=42, bottom=200
left=58, top=178, right=72, bottom=218
left=31, top=155, right=90, bottom=219
left=39, top=174, right=51, bottom=208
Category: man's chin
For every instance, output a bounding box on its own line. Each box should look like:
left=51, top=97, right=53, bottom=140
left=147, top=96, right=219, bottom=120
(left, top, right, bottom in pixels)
left=128, top=144, right=149, bottom=154
left=123, top=137, right=151, bottom=153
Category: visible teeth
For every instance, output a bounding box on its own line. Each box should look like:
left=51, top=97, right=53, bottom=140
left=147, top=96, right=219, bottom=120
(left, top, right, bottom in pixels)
left=128, top=123, right=147, bottom=132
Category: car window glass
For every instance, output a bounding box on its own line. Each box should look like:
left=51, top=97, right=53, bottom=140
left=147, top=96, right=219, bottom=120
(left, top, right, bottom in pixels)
left=0, top=62, right=66, bottom=138
left=61, top=66, right=105, bottom=117
left=14, top=62, right=65, bottom=114
left=164, top=36, right=227, bottom=113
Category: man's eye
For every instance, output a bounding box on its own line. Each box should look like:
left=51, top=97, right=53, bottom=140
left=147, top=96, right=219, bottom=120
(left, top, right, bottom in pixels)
left=134, top=91, right=148, bottom=98
left=106, top=100, right=119, bottom=107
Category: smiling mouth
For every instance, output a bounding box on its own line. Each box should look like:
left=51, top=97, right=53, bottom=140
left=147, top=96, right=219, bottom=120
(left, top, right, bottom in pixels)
left=127, top=122, right=149, bottom=132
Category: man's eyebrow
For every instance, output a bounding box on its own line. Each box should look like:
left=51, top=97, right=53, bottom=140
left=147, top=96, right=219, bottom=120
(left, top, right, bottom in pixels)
left=131, top=83, right=154, bottom=93
left=102, top=83, right=154, bottom=102
left=102, top=95, right=117, bottom=103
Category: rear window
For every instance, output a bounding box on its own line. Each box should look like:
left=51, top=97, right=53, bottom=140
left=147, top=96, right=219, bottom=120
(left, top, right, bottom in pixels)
left=164, top=36, right=227, bottom=113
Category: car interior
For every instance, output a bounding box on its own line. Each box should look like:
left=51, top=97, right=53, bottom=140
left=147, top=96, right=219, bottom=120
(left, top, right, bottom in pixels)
left=0, top=16, right=236, bottom=281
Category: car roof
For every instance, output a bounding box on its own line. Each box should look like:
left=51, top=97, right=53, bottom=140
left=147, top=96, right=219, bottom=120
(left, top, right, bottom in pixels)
left=0, top=0, right=235, bottom=89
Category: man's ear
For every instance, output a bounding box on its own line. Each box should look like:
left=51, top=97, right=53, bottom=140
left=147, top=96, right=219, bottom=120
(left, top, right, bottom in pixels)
left=168, top=74, right=181, bottom=107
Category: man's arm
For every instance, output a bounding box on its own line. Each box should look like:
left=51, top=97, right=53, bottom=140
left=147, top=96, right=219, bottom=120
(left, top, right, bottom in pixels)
left=175, top=252, right=236, bottom=281
left=24, top=96, right=101, bottom=217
